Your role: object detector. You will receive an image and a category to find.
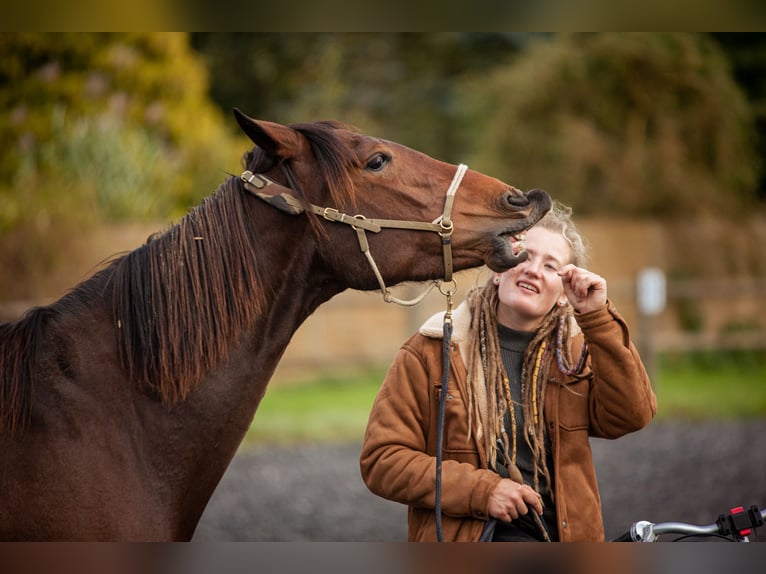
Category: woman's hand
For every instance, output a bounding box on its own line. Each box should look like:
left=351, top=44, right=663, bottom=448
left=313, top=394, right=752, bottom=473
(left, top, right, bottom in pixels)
left=558, top=264, right=607, bottom=314
left=488, top=479, right=544, bottom=522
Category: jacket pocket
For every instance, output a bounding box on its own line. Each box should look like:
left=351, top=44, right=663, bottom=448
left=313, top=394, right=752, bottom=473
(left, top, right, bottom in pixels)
left=435, top=386, right=475, bottom=453
left=557, top=379, right=590, bottom=431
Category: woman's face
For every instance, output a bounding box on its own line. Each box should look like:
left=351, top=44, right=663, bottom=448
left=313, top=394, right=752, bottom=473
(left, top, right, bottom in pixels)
left=495, top=226, right=573, bottom=331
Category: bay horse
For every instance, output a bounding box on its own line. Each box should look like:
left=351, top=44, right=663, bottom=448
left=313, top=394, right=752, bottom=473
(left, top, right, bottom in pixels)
left=0, top=109, right=551, bottom=541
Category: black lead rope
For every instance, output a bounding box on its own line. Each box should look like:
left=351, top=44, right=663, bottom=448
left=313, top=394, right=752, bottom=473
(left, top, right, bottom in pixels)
left=435, top=340, right=551, bottom=543
left=435, top=316, right=453, bottom=542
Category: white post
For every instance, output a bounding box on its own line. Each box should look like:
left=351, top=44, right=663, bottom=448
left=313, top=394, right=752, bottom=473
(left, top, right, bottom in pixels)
left=636, top=267, right=666, bottom=387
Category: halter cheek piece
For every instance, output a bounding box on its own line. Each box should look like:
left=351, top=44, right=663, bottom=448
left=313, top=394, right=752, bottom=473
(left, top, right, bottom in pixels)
left=241, top=164, right=468, bottom=308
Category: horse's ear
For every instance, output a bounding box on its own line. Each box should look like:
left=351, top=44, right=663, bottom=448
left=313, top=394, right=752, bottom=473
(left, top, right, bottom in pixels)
left=233, top=108, right=302, bottom=159
left=234, top=108, right=308, bottom=215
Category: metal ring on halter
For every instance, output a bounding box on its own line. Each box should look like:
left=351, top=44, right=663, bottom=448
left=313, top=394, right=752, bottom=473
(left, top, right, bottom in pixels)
left=438, top=220, right=454, bottom=237
left=438, top=279, right=457, bottom=325
left=351, top=214, right=367, bottom=230
left=438, top=279, right=457, bottom=297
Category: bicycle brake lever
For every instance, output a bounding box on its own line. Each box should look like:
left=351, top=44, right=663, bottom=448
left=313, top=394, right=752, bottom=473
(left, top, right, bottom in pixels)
left=632, top=520, right=657, bottom=542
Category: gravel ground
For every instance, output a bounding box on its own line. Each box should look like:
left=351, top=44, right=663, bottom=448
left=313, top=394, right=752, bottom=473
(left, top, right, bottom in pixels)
left=194, top=419, right=766, bottom=541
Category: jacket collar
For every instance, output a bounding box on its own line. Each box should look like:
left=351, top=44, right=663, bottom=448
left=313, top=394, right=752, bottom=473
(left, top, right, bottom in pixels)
left=419, top=300, right=472, bottom=343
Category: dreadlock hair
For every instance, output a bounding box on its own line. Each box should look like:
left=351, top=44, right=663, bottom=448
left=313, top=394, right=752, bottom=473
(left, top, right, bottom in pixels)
left=463, top=201, right=589, bottom=500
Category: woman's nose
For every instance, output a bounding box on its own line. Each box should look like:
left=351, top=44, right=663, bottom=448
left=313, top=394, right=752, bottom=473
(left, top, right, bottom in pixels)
left=520, top=258, right=541, bottom=275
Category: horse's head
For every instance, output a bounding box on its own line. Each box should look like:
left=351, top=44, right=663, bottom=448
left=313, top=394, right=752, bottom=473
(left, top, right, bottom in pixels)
left=234, top=110, right=551, bottom=291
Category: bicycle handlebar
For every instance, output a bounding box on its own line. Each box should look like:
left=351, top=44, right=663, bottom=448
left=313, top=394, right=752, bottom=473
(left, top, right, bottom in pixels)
left=614, top=505, right=766, bottom=542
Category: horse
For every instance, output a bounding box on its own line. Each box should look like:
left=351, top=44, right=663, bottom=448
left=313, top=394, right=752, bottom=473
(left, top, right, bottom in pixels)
left=0, top=109, right=551, bottom=541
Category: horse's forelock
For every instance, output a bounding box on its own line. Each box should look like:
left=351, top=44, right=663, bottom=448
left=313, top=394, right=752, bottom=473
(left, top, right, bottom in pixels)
left=292, top=122, right=361, bottom=209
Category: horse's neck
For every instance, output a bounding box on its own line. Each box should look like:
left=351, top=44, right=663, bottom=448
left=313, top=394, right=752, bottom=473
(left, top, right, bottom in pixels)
left=198, top=244, right=340, bottom=419
left=144, top=215, right=343, bottom=532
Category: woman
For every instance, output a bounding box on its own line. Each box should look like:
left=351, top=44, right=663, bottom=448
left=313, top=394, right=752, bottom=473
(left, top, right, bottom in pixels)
left=359, top=201, right=657, bottom=542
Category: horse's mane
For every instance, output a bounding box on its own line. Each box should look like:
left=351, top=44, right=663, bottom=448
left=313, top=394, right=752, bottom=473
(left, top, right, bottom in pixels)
left=112, top=177, right=266, bottom=403
left=0, top=120, right=361, bottom=433
left=117, top=120, right=360, bottom=402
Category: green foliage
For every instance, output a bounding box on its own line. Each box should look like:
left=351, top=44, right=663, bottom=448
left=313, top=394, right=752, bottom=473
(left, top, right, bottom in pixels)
left=0, top=33, right=246, bottom=299
left=460, top=33, right=761, bottom=217
left=711, top=33, right=766, bottom=201
left=14, top=110, right=178, bottom=222
left=193, top=33, right=765, bottom=218
left=0, top=111, right=180, bottom=297
left=1, top=33, right=244, bottom=215
left=191, top=33, right=524, bottom=163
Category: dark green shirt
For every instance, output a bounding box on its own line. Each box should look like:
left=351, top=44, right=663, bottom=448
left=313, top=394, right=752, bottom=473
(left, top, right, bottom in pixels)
left=497, top=324, right=553, bottom=500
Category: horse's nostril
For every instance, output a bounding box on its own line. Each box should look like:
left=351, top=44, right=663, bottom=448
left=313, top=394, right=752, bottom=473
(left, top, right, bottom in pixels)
left=506, top=191, right=531, bottom=208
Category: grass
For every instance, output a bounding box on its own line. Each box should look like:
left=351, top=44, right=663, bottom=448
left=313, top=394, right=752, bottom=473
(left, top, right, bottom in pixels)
left=244, top=367, right=388, bottom=446
left=245, top=351, right=766, bottom=445
left=653, top=350, right=766, bottom=420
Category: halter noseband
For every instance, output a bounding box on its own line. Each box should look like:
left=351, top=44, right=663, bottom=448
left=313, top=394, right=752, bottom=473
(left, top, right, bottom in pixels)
left=241, top=163, right=468, bottom=307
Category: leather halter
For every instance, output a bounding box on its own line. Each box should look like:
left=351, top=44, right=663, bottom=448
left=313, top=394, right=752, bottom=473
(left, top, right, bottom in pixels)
left=241, top=164, right=468, bottom=306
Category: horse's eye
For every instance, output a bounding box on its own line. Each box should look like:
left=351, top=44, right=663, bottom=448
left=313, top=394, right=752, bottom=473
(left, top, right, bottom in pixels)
left=365, top=153, right=390, bottom=172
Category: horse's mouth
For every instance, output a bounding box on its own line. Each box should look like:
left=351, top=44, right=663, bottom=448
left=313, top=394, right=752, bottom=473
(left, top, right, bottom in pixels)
left=486, top=233, right=530, bottom=272
left=486, top=189, right=551, bottom=272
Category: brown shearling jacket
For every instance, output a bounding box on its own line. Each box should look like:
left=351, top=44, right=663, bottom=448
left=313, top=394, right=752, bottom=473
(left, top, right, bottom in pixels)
left=359, top=300, right=656, bottom=542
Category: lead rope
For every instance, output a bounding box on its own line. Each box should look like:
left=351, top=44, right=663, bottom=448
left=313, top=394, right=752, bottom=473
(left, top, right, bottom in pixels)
left=434, top=283, right=455, bottom=542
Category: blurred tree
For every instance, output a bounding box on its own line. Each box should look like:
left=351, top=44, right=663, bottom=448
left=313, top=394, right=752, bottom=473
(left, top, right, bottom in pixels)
left=193, top=33, right=764, bottom=218
left=461, top=33, right=761, bottom=217
left=0, top=33, right=245, bottom=299
left=191, top=33, right=525, bottom=162
left=0, top=33, right=244, bottom=222
left=710, top=33, right=766, bottom=200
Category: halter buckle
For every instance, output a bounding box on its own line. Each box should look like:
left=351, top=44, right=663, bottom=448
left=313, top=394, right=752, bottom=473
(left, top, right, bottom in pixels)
left=322, top=207, right=340, bottom=221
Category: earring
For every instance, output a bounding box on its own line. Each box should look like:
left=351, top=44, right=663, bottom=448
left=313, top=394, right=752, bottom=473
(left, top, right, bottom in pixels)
left=493, top=276, right=501, bottom=285
left=558, top=300, right=566, bottom=307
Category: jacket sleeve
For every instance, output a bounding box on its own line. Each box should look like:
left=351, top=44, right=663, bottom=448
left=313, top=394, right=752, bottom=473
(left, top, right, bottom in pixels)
left=575, top=300, right=658, bottom=438
left=359, top=336, right=501, bottom=521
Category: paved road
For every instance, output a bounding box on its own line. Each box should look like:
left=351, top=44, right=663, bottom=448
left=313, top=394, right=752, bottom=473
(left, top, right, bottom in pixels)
left=194, top=419, right=766, bottom=541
